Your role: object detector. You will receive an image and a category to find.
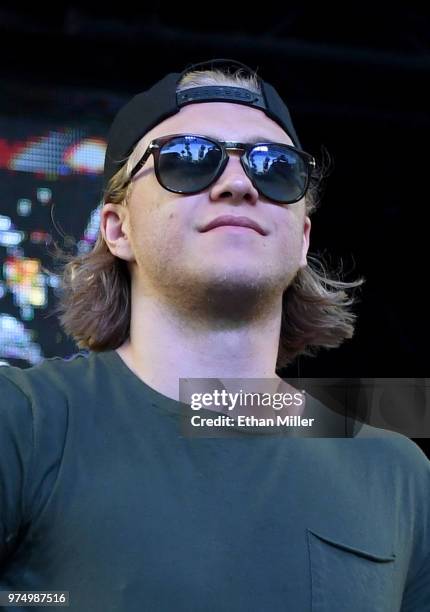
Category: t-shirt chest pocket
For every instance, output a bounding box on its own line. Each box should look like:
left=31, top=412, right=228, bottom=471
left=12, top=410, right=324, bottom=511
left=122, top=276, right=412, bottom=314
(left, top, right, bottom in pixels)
left=307, top=528, right=398, bottom=612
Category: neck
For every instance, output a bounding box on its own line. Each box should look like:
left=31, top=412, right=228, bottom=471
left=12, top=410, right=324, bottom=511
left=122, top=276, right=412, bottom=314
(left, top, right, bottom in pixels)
left=116, top=284, right=285, bottom=402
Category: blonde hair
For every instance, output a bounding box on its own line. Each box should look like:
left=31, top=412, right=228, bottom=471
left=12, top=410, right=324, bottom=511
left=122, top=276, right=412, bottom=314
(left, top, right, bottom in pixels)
left=50, top=66, right=364, bottom=370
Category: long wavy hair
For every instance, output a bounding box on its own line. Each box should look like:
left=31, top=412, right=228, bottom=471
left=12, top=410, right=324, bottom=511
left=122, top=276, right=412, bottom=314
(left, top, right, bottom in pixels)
left=50, top=66, right=364, bottom=371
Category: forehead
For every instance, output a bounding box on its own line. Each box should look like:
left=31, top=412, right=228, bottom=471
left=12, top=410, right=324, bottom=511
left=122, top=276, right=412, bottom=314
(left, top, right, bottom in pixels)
left=139, top=102, right=295, bottom=150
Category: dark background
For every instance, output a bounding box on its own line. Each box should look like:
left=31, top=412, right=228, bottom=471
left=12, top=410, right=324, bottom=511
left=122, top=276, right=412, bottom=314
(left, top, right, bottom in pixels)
left=0, top=6, right=428, bottom=447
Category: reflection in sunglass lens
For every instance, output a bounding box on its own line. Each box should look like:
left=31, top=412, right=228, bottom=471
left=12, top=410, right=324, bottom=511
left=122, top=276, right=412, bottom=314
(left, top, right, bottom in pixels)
left=157, top=136, right=308, bottom=203
left=158, top=136, right=223, bottom=192
left=247, top=144, right=308, bottom=203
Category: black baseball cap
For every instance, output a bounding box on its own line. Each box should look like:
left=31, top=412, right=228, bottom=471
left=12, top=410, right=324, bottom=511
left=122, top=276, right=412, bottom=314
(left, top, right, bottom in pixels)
left=103, top=58, right=303, bottom=191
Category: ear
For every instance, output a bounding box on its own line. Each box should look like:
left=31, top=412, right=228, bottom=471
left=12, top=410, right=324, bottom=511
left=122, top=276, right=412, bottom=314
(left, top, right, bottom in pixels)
left=300, top=215, right=311, bottom=268
left=100, top=203, right=135, bottom=262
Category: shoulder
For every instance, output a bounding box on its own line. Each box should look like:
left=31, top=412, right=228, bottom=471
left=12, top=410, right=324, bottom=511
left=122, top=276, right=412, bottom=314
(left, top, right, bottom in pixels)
left=0, top=352, right=93, bottom=531
left=0, top=349, right=116, bottom=435
left=0, top=350, right=100, bottom=412
left=353, top=423, right=430, bottom=491
left=307, top=391, right=430, bottom=472
left=0, top=351, right=91, bottom=398
left=0, top=352, right=92, bottom=456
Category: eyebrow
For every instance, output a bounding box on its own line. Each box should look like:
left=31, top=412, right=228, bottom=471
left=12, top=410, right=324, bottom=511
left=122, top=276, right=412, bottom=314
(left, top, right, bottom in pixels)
left=204, top=134, right=289, bottom=145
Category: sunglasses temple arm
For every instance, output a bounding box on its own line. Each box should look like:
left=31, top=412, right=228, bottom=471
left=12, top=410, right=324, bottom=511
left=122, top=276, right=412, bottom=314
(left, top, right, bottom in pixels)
left=129, top=146, right=155, bottom=180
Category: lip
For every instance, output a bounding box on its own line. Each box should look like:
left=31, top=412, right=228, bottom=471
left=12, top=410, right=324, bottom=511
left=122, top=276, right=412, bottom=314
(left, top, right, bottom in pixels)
left=200, top=215, right=267, bottom=236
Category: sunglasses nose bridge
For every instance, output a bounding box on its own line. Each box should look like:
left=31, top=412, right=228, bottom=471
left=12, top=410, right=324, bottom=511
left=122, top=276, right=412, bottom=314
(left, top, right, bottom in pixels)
left=222, top=143, right=246, bottom=157
left=221, top=143, right=250, bottom=173
left=217, top=143, right=254, bottom=182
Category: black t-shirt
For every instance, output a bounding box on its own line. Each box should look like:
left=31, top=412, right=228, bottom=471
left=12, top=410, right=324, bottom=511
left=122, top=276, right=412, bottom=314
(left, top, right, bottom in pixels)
left=0, top=350, right=429, bottom=611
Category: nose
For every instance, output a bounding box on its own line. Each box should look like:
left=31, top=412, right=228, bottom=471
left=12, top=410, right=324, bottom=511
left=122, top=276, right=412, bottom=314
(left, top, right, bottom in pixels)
left=209, top=152, right=259, bottom=204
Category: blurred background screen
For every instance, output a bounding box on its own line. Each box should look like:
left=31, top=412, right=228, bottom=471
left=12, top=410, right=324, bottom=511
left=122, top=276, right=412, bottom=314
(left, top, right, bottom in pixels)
left=0, top=86, right=117, bottom=367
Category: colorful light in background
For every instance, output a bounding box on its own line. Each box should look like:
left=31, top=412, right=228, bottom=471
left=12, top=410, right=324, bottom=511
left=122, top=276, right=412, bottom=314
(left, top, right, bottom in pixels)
left=0, top=117, right=107, bottom=366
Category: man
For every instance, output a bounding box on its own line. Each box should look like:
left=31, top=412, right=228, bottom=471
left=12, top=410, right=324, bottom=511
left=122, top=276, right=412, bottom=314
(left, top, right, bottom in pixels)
left=0, top=59, right=429, bottom=611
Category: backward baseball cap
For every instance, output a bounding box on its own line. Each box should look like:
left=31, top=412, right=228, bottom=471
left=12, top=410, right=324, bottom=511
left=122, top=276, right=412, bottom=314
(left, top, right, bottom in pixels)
left=103, top=58, right=303, bottom=192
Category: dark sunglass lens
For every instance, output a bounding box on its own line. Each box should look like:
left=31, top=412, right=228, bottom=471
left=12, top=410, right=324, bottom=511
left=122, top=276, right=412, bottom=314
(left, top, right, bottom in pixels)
left=158, top=136, right=223, bottom=192
left=248, top=145, right=308, bottom=202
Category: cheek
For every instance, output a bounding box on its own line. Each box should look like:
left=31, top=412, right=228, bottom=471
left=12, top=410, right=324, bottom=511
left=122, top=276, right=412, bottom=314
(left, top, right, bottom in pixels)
left=128, top=200, right=185, bottom=261
left=278, top=219, right=306, bottom=255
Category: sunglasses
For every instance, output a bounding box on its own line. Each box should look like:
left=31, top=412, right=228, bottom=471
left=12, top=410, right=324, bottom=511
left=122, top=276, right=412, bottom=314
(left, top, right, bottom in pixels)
left=126, top=133, right=316, bottom=204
